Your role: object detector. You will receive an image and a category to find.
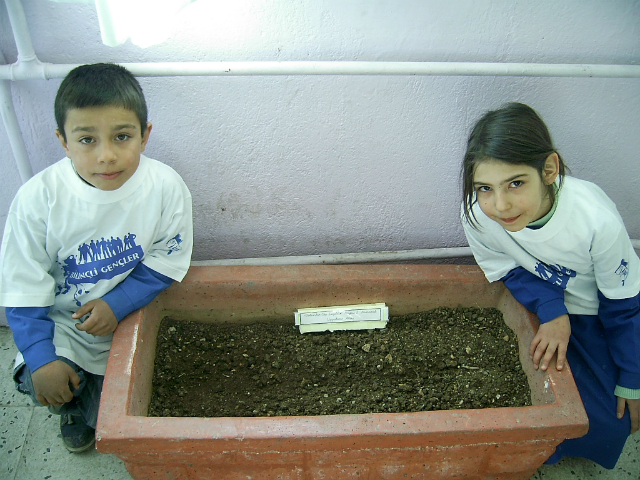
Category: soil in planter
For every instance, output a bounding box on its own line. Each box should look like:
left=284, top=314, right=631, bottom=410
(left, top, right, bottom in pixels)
left=148, top=306, right=532, bottom=418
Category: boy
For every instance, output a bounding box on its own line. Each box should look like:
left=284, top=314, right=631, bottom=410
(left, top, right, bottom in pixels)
left=0, top=63, right=193, bottom=452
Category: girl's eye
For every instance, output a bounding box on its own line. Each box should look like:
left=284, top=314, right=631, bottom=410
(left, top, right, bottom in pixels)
left=79, top=137, right=94, bottom=145
left=510, top=180, right=524, bottom=188
left=115, top=133, right=131, bottom=141
left=476, top=186, right=491, bottom=193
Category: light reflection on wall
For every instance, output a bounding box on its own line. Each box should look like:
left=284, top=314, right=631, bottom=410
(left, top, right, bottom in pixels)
left=142, top=0, right=263, bottom=52
left=91, top=0, right=263, bottom=50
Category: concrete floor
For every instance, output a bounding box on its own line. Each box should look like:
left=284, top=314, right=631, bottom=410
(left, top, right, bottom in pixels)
left=1, top=326, right=638, bottom=480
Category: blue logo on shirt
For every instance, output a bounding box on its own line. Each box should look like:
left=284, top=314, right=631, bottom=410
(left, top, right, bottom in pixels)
left=615, top=259, right=629, bottom=286
left=166, top=234, right=182, bottom=255
left=57, top=233, right=143, bottom=305
left=534, top=262, right=576, bottom=289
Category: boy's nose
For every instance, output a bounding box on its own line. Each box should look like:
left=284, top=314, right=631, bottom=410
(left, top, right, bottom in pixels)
left=97, top=143, right=117, bottom=163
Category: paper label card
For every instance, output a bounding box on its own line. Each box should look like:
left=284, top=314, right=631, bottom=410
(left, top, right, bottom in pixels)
left=295, top=303, right=388, bottom=333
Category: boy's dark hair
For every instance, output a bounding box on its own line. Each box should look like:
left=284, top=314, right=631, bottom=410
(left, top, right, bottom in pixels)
left=54, top=63, right=148, bottom=141
left=461, top=102, right=567, bottom=227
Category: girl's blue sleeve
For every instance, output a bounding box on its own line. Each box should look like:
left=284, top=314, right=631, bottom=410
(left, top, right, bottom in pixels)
left=500, top=267, right=569, bottom=323
left=598, top=291, right=640, bottom=392
left=6, top=306, right=57, bottom=373
left=101, top=263, right=174, bottom=321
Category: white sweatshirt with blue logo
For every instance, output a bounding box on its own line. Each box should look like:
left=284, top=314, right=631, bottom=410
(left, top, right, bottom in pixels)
left=463, top=176, right=640, bottom=315
left=0, top=155, right=193, bottom=375
left=462, top=175, right=640, bottom=392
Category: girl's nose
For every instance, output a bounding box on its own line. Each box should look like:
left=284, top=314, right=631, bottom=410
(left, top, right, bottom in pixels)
left=494, top=192, right=510, bottom=212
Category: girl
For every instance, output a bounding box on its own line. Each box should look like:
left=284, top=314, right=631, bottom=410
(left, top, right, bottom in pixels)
left=460, top=102, right=639, bottom=469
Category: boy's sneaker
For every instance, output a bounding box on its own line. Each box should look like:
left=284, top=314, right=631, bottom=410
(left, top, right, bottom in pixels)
left=60, top=414, right=95, bottom=453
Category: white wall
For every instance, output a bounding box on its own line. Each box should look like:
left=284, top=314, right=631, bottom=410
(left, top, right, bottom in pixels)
left=1, top=0, right=639, bottom=264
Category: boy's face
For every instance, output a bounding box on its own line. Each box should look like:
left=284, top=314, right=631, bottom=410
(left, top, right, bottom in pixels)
left=56, top=105, right=151, bottom=191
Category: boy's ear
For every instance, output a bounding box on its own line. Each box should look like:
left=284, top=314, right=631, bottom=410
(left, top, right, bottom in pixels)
left=55, top=129, right=70, bottom=154
left=141, top=122, right=152, bottom=152
left=543, top=153, right=560, bottom=185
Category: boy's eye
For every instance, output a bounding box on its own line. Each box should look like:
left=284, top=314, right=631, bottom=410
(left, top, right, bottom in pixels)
left=79, top=137, right=94, bottom=145
left=115, top=133, right=131, bottom=141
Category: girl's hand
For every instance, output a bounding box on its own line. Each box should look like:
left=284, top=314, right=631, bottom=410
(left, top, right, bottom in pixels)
left=617, top=397, right=640, bottom=434
left=72, top=299, right=118, bottom=336
left=529, top=314, right=571, bottom=371
left=31, top=360, right=81, bottom=407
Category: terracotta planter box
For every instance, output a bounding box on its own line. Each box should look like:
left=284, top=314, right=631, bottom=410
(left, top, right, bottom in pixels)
left=96, top=264, right=588, bottom=480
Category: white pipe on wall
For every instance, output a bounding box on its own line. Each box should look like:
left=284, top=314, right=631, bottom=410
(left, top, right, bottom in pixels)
left=3, top=1, right=640, bottom=81
left=192, top=247, right=475, bottom=266
left=3, top=60, right=640, bottom=82
left=194, top=242, right=640, bottom=266
left=0, top=51, right=32, bottom=182
left=4, top=0, right=37, bottom=62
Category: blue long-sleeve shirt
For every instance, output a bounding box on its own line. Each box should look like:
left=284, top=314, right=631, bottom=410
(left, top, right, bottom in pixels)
left=7, top=262, right=173, bottom=373
left=501, top=266, right=640, bottom=397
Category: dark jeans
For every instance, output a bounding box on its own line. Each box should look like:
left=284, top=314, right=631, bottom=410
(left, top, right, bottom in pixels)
left=14, top=357, right=103, bottom=429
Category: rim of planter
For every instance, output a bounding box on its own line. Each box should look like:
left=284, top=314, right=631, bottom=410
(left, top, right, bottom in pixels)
left=96, top=264, right=588, bottom=454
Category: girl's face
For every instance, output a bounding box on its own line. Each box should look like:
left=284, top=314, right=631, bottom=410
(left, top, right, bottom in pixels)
left=472, top=155, right=559, bottom=232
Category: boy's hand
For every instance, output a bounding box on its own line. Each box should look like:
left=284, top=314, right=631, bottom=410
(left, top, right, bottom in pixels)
left=617, top=397, right=640, bottom=434
left=72, top=299, right=118, bottom=336
left=529, top=314, right=571, bottom=371
left=31, top=360, right=81, bottom=407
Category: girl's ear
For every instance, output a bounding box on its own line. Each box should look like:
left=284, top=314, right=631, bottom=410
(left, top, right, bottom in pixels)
left=543, top=153, right=560, bottom=185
